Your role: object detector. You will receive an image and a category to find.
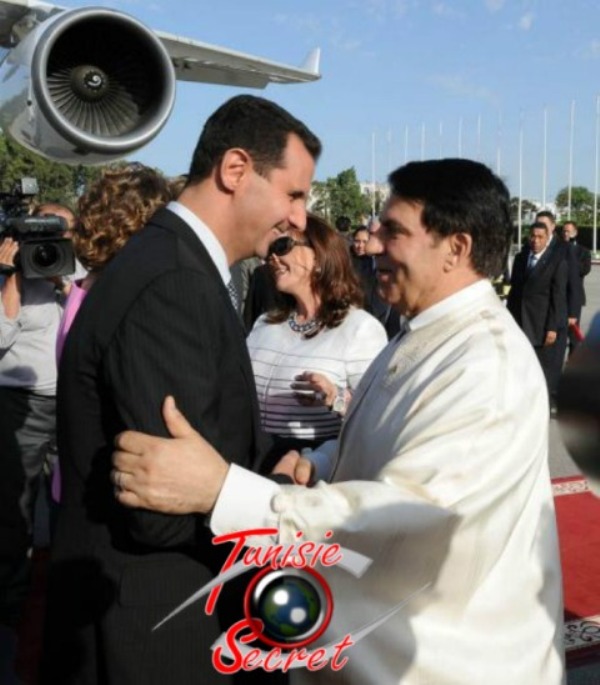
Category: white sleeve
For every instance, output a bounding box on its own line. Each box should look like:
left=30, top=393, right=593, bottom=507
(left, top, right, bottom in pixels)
left=210, top=464, right=281, bottom=541
left=210, top=437, right=339, bottom=538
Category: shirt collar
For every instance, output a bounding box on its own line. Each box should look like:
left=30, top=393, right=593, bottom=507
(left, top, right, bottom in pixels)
left=530, top=245, right=547, bottom=261
left=167, top=201, right=231, bottom=286
left=407, top=279, right=492, bottom=332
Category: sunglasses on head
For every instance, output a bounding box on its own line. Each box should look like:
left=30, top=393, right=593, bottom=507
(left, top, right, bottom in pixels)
left=267, top=236, right=310, bottom=258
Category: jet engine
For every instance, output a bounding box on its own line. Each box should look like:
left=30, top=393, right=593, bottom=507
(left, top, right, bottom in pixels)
left=0, top=7, right=176, bottom=165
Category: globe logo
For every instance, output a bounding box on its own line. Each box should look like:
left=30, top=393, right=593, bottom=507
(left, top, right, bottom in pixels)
left=244, top=567, right=333, bottom=649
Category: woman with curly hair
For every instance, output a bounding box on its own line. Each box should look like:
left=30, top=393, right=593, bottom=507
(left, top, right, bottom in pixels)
left=248, top=213, right=388, bottom=472
left=55, top=164, right=174, bottom=360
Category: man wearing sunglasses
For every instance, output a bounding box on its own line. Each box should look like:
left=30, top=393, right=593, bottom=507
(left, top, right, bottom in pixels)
left=112, top=160, right=563, bottom=684
left=43, top=95, right=321, bottom=684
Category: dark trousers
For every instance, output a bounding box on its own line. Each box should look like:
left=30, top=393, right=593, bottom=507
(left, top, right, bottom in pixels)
left=0, top=387, right=56, bottom=627
left=535, top=328, right=568, bottom=406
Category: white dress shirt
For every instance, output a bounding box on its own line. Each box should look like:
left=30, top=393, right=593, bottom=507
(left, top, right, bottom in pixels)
left=167, top=201, right=231, bottom=286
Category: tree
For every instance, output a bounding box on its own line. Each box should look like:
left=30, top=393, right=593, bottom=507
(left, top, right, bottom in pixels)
left=510, top=197, right=538, bottom=224
left=0, top=134, right=104, bottom=210
left=555, top=186, right=595, bottom=225
left=311, top=167, right=371, bottom=225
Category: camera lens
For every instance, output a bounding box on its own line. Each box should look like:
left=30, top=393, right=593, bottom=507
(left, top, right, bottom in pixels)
left=33, top=243, right=59, bottom=268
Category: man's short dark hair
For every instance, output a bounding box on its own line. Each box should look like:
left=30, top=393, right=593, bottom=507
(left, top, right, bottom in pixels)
left=536, top=210, right=555, bottom=223
left=188, top=95, right=321, bottom=181
left=387, top=159, right=512, bottom=278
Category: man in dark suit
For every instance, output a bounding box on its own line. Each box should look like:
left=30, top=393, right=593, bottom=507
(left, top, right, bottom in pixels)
left=508, top=221, right=568, bottom=412
left=42, top=95, right=321, bottom=684
left=535, top=210, right=581, bottom=367
left=562, top=220, right=592, bottom=355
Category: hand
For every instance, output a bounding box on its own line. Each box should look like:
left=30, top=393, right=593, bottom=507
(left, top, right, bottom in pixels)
left=544, top=331, right=557, bottom=346
left=0, top=238, right=18, bottom=266
left=112, top=396, right=229, bottom=514
left=291, top=371, right=336, bottom=407
left=271, top=451, right=314, bottom=486
left=568, top=318, right=577, bottom=327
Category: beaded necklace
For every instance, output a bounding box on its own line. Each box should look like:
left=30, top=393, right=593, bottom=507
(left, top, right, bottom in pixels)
left=287, top=312, right=319, bottom=335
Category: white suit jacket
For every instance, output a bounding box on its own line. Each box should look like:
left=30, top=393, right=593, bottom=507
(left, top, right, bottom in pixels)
left=213, top=280, right=565, bottom=685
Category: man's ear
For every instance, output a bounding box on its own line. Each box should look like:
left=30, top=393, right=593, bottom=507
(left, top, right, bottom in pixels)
left=444, top=233, right=473, bottom=270
left=217, top=148, right=252, bottom=192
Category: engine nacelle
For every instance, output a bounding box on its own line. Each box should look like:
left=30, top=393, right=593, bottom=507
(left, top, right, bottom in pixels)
left=0, top=7, right=176, bottom=165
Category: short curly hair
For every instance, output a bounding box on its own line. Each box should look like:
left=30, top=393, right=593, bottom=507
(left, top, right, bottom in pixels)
left=74, top=164, right=172, bottom=272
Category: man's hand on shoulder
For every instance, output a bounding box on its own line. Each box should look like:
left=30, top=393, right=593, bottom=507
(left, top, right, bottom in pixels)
left=112, top=396, right=229, bottom=514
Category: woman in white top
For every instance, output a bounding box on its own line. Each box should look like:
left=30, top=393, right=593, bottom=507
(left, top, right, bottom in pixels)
left=247, top=214, right=388, bottom=472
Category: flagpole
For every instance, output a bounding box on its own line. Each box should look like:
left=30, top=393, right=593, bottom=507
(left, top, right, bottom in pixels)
left=542, top=106, right=548, bottom=208
left=496, top=111, right=502, bottom=175
left=518, top=110, right=523, bottom=246
left=568, top=99, right=575, bottom=220
left=594, top=94, right=599, bottom=254
left=371, top=131, right=376, bottom=218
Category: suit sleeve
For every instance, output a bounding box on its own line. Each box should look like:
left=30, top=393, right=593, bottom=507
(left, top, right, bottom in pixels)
left=565, top=244, right=582, bottom=317
left=581, top=247, right=592, bottom=277
left=545, top=258, right=568, bottom=333
left=104, top=268, right=226, bottom=548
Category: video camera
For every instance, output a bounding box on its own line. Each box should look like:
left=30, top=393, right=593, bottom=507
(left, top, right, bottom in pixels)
left=0, top=178, right=75, bottom=279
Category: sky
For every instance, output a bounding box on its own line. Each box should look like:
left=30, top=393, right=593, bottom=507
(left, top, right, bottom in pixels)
left=27, top=0, right=600, bottom=204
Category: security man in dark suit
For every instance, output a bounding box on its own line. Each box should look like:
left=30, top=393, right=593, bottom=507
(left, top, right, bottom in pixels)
left=562, top=220, right=592, bottom=355
left=535, top=210, right=581, bottom=367
left=42, top=96, right=321, bottom=685
left=508, top=221, right=568, bottom=414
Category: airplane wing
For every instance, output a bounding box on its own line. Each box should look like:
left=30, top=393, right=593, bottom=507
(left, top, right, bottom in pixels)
left=0, top=0, right=321, bottom=86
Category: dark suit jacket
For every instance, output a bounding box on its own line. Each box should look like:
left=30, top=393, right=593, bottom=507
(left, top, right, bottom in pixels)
left=44, top=208, right=264, bottom=684
left=547, top=236, right=582, bottom=318
left=351, top=254, right=401, bottom=339
left=572, top=241, right=592, bottom=308
left=507, top=245, right=568, bottom=347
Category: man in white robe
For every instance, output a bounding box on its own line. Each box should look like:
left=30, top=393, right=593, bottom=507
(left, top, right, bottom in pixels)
left=111, top=158, right=565, bottom=685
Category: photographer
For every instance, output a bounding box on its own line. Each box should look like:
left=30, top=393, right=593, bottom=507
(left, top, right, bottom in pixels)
left=0, top=202, right=75, bottom=678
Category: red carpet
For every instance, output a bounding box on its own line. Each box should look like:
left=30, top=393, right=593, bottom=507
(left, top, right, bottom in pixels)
left=554, top=476, right=600, bottom=665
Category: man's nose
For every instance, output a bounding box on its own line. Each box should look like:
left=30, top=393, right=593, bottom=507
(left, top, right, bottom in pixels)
left=288, top=203, right=308, bottom=232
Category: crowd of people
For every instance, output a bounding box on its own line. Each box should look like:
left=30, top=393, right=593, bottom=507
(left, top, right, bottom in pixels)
left=0, top=92, right=592, bottom=684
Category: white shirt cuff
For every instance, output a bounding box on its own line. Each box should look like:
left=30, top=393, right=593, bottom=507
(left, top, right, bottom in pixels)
left=210, top=463, right=281, bottom=536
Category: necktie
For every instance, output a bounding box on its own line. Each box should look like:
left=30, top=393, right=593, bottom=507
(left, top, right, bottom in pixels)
left=527, top=254, right=538, bottom=272
left=227, top=279, right=240, bottom=312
